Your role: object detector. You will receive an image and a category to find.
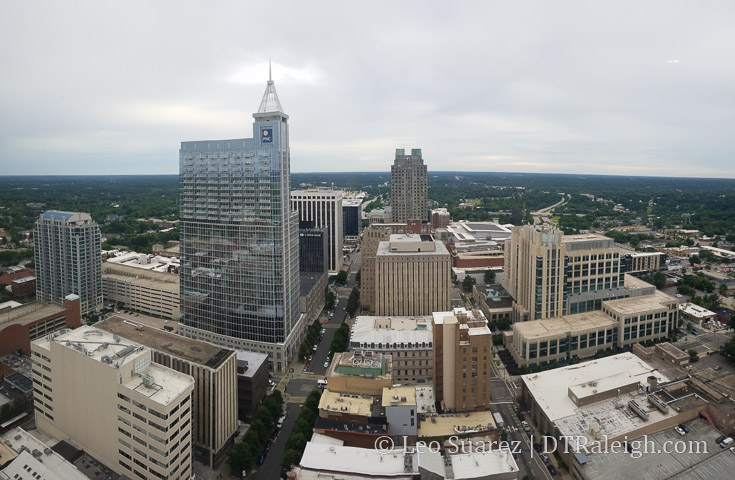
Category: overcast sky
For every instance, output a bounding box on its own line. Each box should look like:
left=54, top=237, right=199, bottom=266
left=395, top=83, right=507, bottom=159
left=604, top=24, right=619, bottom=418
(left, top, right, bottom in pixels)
left=1, top=1, right=734, bottom=177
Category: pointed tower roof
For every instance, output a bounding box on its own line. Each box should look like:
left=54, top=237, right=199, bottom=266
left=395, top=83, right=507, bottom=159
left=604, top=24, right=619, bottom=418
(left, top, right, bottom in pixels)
left=256, top=60, right=285, bottom=115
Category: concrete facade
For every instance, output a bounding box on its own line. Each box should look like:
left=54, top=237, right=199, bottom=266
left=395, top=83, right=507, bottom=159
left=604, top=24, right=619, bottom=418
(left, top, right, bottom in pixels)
left=31, top=326, right=195, bottom=480
left=375, top=235, right=451, bottom=316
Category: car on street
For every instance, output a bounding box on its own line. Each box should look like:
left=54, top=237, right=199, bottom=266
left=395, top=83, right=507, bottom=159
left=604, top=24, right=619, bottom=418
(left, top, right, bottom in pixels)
left=540, top=453, right=550, bottom=463
left=547, top=464, right=556, bottom=476
left=533, top=443, right=542, bottom=453
left=521, top=421, right=531, bottom=432
left=674, top=427, right=685, bottom=436
left=277, top=413, right=286, bottom=429
left=324, top=360, right=330, bottom=368
left=679, top=424, right=690, bottom=434
left=305, top=361, right=311, bottom=368
left=257, top=451, right=267, bottom=464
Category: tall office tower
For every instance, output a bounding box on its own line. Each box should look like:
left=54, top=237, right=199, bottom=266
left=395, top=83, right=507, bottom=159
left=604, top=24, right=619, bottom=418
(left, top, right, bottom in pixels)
left=31, top=326, right=195, bottom=479
left=299, top=226, right=328, bottom=274
left=34, top=211, right=102, bottom=314
left=178, top=72, right=304, bottom=374
left=390, top=148, right=428, bottom=223
left=503, top=225, right=624, bottom=322
left=342, top=198, right=363, bottom=241
left=290, top=190, right=343, bottom=273
left=375, top=234, right=451, bottom=316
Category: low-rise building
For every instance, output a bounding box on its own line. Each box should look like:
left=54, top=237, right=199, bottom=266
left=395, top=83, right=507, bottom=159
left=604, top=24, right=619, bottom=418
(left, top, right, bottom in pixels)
left=350, top=315, right=433, bottom=384
left=0, top=295, right=81, bottom=356
left=0, top=428, right=88, bottom=480
left=326, top=351, right=393, bottom=396
left=383, top=386, right=418, bottom=437
left=679, top=302, right=717, bottom=324
left=97, top=315, right=237, bottom=467
left=10, top=276, right=35, bottom=299
left=506, top=290, right=679, bottom=368
left=31, top=326, right=195, bottom=479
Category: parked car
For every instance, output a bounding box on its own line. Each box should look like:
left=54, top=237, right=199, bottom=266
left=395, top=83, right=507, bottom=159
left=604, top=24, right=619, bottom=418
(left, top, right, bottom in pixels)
left=324, top=360, right=330, bottom=368
left=679, top=424, right=690, bottom=434
left=265, top=439, right=272, bottom=451
left=521, top=421, right=531, bottom=432
left=540, top=453, right=550, bottom=463
left=277, top=413, right=286, bottom=428
left=547, top=464, right=556, bottom=476
left=674, top=427, right=686, bottom=436
left=257, top=451, right=267, bottom=464
left=533, top=443, right=542, bottom=453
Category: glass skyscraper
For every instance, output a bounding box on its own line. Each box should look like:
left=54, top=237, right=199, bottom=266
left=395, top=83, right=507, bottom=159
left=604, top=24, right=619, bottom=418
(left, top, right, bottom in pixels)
left=178, top=73, right=303, bottom=373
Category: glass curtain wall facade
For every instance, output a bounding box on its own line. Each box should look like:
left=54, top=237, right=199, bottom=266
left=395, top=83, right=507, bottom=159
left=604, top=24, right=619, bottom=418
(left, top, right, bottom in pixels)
left=178, top=78, right=301, bottom=373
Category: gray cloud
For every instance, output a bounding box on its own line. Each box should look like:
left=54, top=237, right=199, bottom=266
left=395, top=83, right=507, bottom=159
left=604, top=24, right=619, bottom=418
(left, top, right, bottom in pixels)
left=1, top=1, right=734, bottom=177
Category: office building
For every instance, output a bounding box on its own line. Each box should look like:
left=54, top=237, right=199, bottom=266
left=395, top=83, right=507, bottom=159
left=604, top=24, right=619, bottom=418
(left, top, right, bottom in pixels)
left=31, top=326, right=195, bottom=479
left=298, top=226, right=328, bottom=274
left=360, top=221, right=432, bottom=313
left=236, top=351, right=269, bottom=420
left=374, top=234, right=451, bottom=316
left=430, top=207, right=451, bottom=230
left=503, top=226, right=625, bottom=322
left=342, top=198, right=363, bottom=241
left=350, top=315, right=433, bottom=384
left=622, top=251, right=665, bottom=274
left=290, top=190, right=343, bottom=274
left=34, top=211, right=102, bottom=314
left=506, top=288, right=679, bottom=367
left=390, top=148, right=428, bottom=223
left=178, top=71, right=305, bottom=374
left=97, top=316, right=237, bottom=467
left=432, top=307, right=492, bottom=412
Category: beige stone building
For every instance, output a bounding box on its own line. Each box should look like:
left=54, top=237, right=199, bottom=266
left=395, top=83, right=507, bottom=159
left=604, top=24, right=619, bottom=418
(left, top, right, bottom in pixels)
left=390, top=148, right=428, bottom=224
left=506, top=290, right=679, bottom=367
left=360, top=221, right=432, bottom=312
left=432, top=307, right=492, bottom=412
left=97, top=315, right=238, bottom=467
left=102, top=262, right=180, bottom=319
left=375, top=234, right=451, bottom=316
left=31, top=326, right=195, bottom=480
left=325, top=351, right=393, bottom=396
left=623, top=251, right=665, bottom=274
left=503, top=226, right=624, bottom=322
left=349, top=315, right=433, bottom=384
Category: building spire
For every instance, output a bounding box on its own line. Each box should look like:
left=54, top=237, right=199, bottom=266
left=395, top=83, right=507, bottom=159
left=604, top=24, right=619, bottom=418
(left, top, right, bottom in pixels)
left=257, top=60, right=284, bottom=114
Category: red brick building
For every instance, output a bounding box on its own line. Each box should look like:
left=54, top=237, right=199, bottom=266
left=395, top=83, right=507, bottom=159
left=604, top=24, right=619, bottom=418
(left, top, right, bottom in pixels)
left=0, top=295, right=81, bottom=356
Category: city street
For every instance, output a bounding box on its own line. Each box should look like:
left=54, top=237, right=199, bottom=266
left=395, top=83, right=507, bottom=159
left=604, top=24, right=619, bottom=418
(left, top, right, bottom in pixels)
left=248, top=402, right=302, bottom=480
left=490, top=349, right=554, bottom=480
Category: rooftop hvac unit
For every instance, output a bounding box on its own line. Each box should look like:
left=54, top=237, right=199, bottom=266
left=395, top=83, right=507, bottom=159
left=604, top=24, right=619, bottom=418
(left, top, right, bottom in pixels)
left=628, top=399, right=649, bottom=421
left=647, top=394, right=669, bottom=414
left=142, top=374, right=155, bottom=388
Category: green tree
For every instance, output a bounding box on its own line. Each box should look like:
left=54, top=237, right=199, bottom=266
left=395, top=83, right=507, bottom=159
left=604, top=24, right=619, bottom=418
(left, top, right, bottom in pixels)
left=484, top=270, right=496, bottom=284
left=720, top=283, right=729, bottom=295
left=462, top=275, right=476, bottom=292
left=325, top=290, right=336, bottom=309
left=282, top=448, right=303, bottom=477
left=335, top=270, right=348, bottom=285
left=687, top=349, right=699, bottom=362
left=723, top=337, right=735, bottom=364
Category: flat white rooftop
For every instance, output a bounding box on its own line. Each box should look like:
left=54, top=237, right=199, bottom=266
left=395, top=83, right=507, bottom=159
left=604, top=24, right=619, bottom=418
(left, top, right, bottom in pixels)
left=299, top=442, right=418, bottom=476
left=0, top=428, right=87, bottom=480
left=522, top=352, right=669, bottom=423
left=679, top=302, right=716, bottom=319
left=350, top=315, right=433, bottom=347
